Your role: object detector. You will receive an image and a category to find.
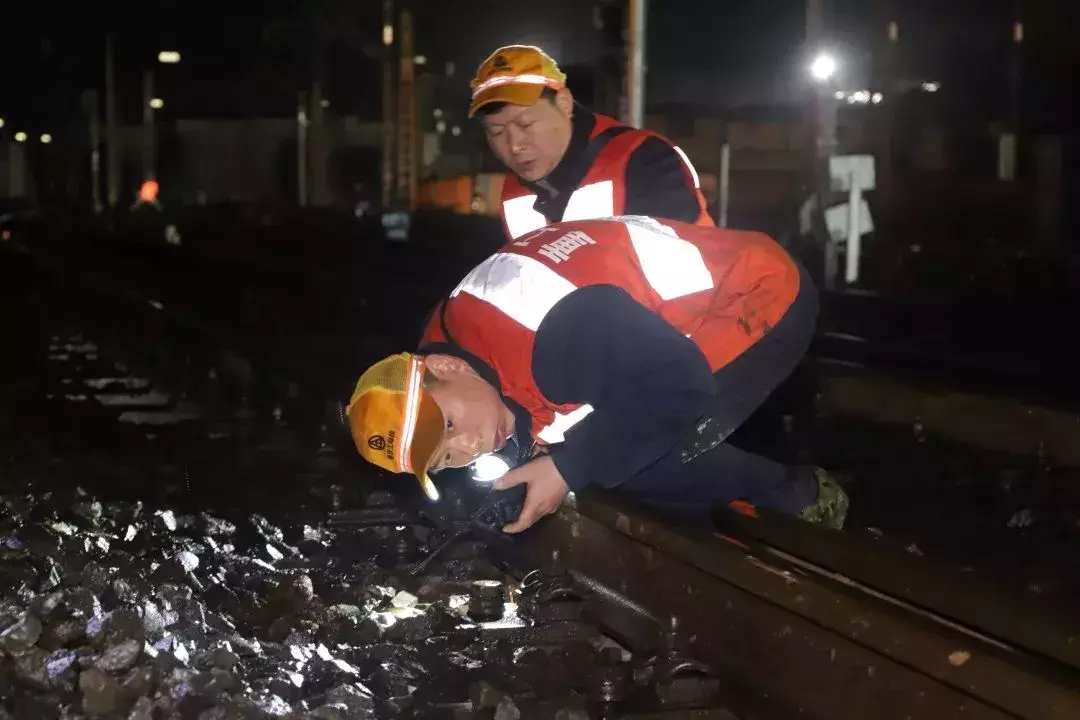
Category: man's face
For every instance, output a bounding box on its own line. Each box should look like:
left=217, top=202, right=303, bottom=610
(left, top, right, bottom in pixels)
left=424, top=355, right=515, bottom=473
left=481, top=90, right=574, bottom=182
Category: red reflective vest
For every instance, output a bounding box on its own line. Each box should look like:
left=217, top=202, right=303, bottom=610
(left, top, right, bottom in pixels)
left=420, top=217, right=801, bottom=446
left=499, top=113, right=714, bottom=241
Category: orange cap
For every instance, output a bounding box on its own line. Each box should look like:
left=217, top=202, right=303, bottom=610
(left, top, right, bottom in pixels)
left=345, top=353, right=445, bottom=501
left=469, top=45, right=567, bottom=118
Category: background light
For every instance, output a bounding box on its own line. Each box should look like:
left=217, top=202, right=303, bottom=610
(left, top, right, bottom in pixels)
left=14, top=132, right=27, bottom=143
left=809, top=53, right=838, bottom=83
left=0, top=118, right=5, bottom=129
left=158, top=51, right=181, bottom=64
left=149, top=98, right=164, bottom=110
left=40, top=133, right=52, bottom=144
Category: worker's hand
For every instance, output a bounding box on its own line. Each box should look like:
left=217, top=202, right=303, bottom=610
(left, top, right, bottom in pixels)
left=493, top=455, right=569, bottom=534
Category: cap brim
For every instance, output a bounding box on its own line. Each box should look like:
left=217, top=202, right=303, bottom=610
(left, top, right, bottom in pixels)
left=469, top=83, right=548, bottom=118
left=409, top=387, right=445, bottom=501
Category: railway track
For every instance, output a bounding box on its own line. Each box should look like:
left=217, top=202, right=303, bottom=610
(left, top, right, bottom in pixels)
left=4, top=220, right=1080, bottom=719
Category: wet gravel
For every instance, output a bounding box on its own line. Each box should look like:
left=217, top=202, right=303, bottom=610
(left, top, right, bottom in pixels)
left=0, top=471, right=431, bottom=718
left=0, top=265, right=668, bottom=719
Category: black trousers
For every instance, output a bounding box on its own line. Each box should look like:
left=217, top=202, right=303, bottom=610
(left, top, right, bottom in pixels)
left=617, top=263, right=820, bottom=522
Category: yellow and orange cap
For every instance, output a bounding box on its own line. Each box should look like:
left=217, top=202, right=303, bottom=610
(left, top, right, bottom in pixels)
left=468, top=45, right=567, bottom=118
left=345, top=352, right=444, bottom=501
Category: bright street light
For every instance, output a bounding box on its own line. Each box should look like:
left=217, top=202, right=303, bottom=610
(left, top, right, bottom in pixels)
left=809, top=52, right=838, bottom=83
left=149, top=98, right=164, bottom=110
left=158, top=51, right=181, bottom=64
left=14, top=132, right=27, bottom=143
left=0, top=117, right=5, bottom=129
left=40, top=133, right=52, bottom=144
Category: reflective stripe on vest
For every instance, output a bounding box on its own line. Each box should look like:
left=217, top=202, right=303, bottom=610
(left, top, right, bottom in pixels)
left=622, top=216, right=713, bottom=300
left=672, top=146, right=700, bottom=189
left=537, top=404, right=595, bottom=444
left=455, top=216, right=713, bottom=329
left=502, top=180, right=616, bottom=240
left=452, top=217, right=716, bottom=444
left=450, top=253, right=577, bottom=331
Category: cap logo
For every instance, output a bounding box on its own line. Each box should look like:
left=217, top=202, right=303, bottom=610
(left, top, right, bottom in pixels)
left=492, top=55, right=510, bottom=70
left=368, top=435, right=386, bottom=451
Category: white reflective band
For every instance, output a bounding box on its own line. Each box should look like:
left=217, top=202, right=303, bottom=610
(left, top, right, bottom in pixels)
left=563, top=180, right=615, bottom=222
left=502, top=181, right=616, bottom=240
left=398, top=356, right=424, bottom=473
left=537, top=404, right=595, bottom=444
left=451, top=252, right=577, bottom=331
left=503, top=194, right=547, bottom=239
left=621, top=216, right=714, bottom=301
left=472, top=74, right=561, bottom=97
left=672, top=146, right=701, bottom=189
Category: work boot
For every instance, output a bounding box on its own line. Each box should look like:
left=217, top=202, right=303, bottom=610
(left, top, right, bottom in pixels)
left=799, top=468, right=849, bottom=530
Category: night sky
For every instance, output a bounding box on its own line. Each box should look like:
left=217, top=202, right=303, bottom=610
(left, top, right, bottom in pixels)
left=0, top=0, right=1074, bottom=133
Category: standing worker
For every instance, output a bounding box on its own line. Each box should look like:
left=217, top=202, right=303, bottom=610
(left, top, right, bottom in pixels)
left=470, top=45, right=714, bottom=240
left=344, top=216, right=848, bottom=533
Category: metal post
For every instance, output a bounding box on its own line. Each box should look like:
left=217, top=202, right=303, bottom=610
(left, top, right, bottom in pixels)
left=719, top=143, right=731, bottom=228
left=381, top=0, right=396, bottom=209
left=397, top=9, right=417, bottom=211
left=83, top=90, right=103, bottom=214
left=297, top=91, right=308, bottom=207
left=142, top=67, right=156, bottom=181
left=845, top=175, right=861, bottom=283
left=627, top=0, right=647, bottom=128
left=105, top=35, right=119, bottom=209
left=1000, top=18, right=1023, bottom=182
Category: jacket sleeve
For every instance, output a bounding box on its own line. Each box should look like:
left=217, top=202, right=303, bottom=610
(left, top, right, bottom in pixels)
left=622, top=137, right=704, bottom=224
left=532, top=284, right=717, bottom=492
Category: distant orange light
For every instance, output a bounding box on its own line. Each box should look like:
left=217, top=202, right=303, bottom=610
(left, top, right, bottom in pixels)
left=139, top=180, right=160, bottom=202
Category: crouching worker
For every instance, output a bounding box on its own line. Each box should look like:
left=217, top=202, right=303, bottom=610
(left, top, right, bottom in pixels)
left=345, top=216, right=848, bottom=534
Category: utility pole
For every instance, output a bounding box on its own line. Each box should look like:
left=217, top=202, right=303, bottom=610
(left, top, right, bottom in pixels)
left=142, top=68, right=156, bottom=181
left=396, top=8, right=417, bottom=211
left=105, top=35, right=119, bottom=210
left=381, top=0, right=397, bottom=210
left=626, top=0, right=647, bottom=128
